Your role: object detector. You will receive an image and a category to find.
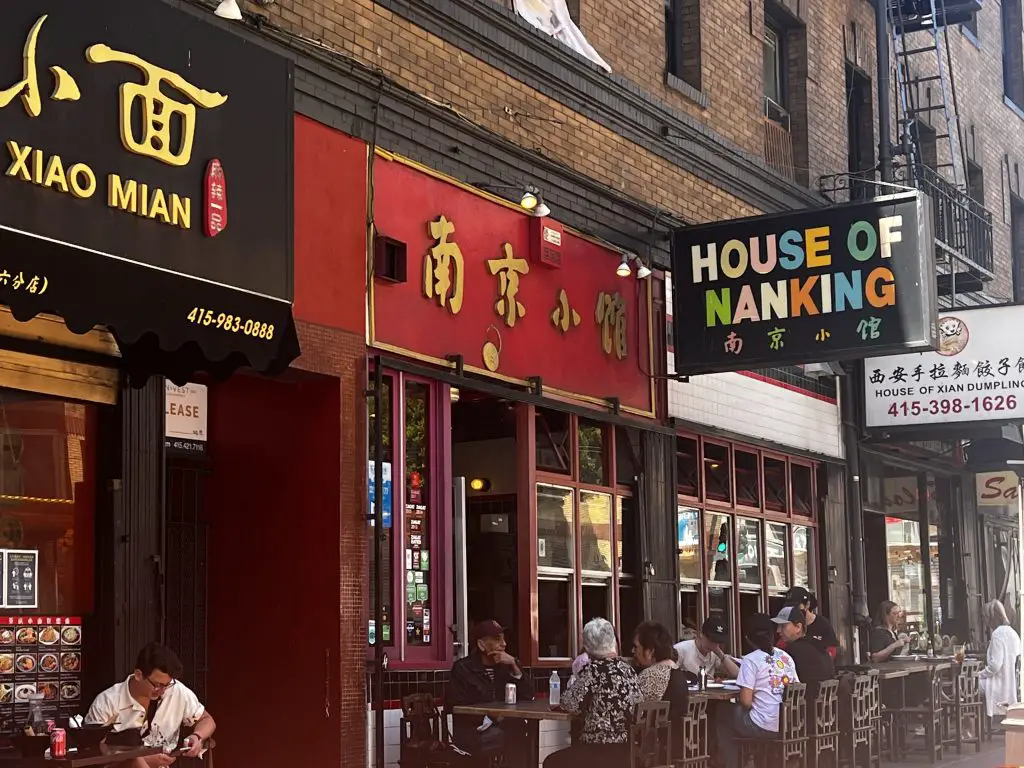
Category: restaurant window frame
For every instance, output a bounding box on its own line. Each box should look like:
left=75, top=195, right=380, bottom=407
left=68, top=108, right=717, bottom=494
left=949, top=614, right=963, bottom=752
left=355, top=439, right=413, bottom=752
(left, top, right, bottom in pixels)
left=674, top=433, right=820, bottom=652
left=366, top=367, right=452, bottom=667
left=531, top=405, right=636, bottom=666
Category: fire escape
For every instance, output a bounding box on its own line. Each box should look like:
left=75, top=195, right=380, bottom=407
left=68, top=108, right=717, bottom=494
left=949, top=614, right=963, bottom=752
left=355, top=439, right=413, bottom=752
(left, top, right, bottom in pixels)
left=820, top=0, right=993, bottom=306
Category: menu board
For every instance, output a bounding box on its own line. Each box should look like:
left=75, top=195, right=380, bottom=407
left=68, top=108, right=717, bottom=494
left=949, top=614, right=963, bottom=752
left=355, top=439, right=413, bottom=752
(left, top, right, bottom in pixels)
left=4, top=551, right=38, bottom=609
left=0, top=617, right=83, bottom=734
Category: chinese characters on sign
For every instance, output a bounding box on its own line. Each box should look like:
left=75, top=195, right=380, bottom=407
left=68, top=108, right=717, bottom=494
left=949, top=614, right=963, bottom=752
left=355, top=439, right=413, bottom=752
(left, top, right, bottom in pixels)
left=670, top=193, right=935, bottom=375
left=0, top=14, right=228, bottom=232
left=487, top=243, right=529, bottom=328
left=0, top=271, right=48, bottom=294
left=418, top=215, right=630, bottom=368
left=863, top=306, right=1024, bottom=427
left=204, top=159, right=228, bottom=238
left=423, top=216, right=464, bottom=315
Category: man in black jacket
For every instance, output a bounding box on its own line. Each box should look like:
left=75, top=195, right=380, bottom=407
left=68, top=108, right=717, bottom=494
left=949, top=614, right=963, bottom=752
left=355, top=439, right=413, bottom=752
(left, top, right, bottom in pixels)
left=448, top=620, right=534, bottom=764
left=771, top=606, right=835, bottom=703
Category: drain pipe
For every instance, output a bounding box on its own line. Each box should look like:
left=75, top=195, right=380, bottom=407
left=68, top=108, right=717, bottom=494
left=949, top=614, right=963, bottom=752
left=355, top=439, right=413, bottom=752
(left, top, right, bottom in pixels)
left=840, top=366, right=870, bottom=662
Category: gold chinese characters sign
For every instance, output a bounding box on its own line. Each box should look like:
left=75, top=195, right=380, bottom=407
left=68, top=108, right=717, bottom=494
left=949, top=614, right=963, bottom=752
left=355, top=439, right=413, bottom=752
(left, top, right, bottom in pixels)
left=372, top=155, right=655, bottom=416
left=0, top=2, right=298, bottom=379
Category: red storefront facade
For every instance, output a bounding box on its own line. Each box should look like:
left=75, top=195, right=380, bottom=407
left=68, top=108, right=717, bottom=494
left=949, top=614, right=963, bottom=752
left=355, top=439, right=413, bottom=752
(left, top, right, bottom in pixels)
left=368, top=150, right=660, bottom=672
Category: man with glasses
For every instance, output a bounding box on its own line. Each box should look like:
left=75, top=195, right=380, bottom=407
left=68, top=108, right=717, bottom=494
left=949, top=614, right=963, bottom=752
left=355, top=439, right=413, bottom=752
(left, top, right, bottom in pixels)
left=86, top=642, right=216, bottom=765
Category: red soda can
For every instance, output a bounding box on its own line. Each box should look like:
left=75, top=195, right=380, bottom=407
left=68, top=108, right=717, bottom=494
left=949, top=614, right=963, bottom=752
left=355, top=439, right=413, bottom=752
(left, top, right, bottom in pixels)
left=50, top=728, right=66, bottom=758
left=45, top=720, right=55, bottom=734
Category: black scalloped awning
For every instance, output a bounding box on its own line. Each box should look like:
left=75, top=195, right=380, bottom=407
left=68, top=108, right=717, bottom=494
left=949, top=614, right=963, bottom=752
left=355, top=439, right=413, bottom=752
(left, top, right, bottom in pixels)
left=0, top=224, right=300, bottom=385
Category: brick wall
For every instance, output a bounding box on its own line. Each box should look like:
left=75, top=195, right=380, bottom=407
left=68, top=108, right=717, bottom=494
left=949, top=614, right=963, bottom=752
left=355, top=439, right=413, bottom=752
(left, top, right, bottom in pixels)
left=292, top=319, right=368, bottom=768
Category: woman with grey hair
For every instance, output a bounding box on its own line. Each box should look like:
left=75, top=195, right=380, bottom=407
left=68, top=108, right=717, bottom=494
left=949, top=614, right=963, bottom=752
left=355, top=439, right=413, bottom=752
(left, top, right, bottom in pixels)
left=544, top=618, right=641, bottom=768
left=980, top=598, right=1021, bottom=720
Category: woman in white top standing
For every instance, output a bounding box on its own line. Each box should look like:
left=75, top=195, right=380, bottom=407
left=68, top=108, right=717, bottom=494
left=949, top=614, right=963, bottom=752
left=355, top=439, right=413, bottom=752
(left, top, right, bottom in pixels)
left=716, top=614, right=800, bottom=768
left=980, top=598, right=1021, bottom=724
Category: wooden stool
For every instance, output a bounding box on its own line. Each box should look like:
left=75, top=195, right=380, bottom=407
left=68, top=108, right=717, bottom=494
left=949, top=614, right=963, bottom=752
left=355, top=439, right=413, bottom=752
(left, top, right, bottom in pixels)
left=893, top=667, right=944, bottom=764
left=400, top=693, right=458, bottom=768
left=630, top=700, right=673, bottom=768
left=810, top=679, right=838, bottom=768
left=674, top=698, right=708, bottom=768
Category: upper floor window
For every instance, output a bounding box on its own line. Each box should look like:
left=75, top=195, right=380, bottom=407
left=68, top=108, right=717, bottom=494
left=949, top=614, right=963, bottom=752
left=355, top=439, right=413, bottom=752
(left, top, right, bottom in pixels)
left=665, top=0, right=702, bottom=92
left=763, top=24, right=785, bottom=117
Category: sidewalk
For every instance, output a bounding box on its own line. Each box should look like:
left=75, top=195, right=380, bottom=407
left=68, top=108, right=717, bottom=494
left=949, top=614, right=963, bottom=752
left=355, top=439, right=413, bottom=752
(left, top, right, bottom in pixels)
left=880, top=739, right=1008, bottom=767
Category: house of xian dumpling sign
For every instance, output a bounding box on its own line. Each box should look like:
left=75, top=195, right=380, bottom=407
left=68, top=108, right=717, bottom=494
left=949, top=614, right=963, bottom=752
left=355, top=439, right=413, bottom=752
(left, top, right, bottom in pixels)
left=669, top=192, right=937, bottom=376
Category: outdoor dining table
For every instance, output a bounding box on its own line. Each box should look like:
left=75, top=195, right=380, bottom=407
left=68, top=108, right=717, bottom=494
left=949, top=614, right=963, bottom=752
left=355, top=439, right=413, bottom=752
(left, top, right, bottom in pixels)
left=0, top=745, right=162, bottom=768
left=451, top=700, right=575, bottom=768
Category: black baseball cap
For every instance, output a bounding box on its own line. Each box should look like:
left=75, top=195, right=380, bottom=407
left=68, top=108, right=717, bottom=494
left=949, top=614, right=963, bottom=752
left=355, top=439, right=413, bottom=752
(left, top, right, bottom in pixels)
left=784, top=587, right=812, bottom=606
left=472, top=620, right=505, bottom=642
left=701, top=617, right=728, bottom=644
left=771, top=606, right=808, bottom=626
left=746, top=613, right=776, bottom=637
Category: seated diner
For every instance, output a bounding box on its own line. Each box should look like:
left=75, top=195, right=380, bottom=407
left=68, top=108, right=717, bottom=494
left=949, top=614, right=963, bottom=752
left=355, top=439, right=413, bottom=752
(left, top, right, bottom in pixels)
left=716, top=614, right=799, bottom=768
left=673, top=617, right=740, bottom=681
left=85, top=642, right=215, bottom=767
left=869, top=600, right=908, bottom=662
left=545, top=617, right=642, bottom=768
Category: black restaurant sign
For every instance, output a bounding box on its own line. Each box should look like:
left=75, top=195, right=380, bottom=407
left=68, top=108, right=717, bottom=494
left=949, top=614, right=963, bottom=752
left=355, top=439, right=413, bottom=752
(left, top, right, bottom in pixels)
left=670, top=193, right=938, bottom=376
left=0, top=0, right=297, bottom=379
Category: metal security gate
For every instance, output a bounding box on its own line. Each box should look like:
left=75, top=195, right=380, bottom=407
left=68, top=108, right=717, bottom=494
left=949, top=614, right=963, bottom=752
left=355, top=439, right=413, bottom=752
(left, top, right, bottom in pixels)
left=164, top=462, right=210, bottom=704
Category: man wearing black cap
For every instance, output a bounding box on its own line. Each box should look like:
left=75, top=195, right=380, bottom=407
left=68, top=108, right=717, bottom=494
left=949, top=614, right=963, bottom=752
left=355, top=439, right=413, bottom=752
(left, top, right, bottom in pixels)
left=447, top=620, right=534, bottom=763
left=781, top=587, right=838, bottom=659
left=771, top=606, right=835, bottom=702
left=673, top=618, right=740, bottom=680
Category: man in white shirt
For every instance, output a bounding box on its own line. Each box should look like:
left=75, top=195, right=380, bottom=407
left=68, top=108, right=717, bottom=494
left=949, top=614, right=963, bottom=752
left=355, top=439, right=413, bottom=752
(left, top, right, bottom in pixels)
left=673, top=618, right=740, bottom=680
left=86, top=642, right=216, bottom=767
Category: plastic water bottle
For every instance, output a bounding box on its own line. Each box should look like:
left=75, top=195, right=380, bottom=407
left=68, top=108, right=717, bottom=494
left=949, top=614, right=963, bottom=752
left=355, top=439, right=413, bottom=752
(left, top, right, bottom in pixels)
left=548, top=671, right=561, bottom=708
left=698, top=665, right=708, bottom=691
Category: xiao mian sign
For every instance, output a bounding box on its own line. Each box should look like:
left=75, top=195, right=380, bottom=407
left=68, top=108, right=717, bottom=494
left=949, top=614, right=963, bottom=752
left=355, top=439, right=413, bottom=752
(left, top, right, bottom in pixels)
left=670, top=193, right=937, bottom=375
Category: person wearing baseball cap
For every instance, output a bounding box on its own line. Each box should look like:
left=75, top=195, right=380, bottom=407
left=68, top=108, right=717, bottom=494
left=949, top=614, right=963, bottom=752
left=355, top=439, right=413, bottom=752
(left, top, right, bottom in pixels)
left=716, top=613, right=799, bottom=768
left=771, top=606, right=834, bottom=702
left=447, top=620, right=533, bottom=761
left=777, top=589, right=838, bottom=659
left=673, top=617, right=740, bottom=681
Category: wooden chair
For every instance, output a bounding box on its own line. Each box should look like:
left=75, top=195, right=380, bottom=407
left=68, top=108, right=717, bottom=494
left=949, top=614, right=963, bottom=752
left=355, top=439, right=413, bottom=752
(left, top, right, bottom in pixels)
left=810, top=679, right=838, bottom=768
left=892, top=667, right=944, bottom=764
left=949, top=660, right=983, bottom=754
left=737, top=682, right=808, bottom=768
left=400, top=693, right=459, bottom=768
left=674, top=698, right=708, bottom=768
left=630, top=700, right=673, bottom=768
left=837, top=673, right=880, bottom=768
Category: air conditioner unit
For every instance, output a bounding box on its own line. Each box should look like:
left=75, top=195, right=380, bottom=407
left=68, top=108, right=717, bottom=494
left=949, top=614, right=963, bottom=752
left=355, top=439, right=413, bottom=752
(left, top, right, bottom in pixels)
left=764, top=97, right=790, bottom=129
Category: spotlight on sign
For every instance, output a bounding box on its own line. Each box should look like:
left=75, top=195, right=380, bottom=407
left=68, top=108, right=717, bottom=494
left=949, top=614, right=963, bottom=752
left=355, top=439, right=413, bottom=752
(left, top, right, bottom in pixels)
left=215, top=0, right=244, bottom=20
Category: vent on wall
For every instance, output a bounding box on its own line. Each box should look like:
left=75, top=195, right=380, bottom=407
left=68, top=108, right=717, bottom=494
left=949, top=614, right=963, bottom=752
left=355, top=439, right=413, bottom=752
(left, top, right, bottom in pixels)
left=373, top=235, right=407, bottom=283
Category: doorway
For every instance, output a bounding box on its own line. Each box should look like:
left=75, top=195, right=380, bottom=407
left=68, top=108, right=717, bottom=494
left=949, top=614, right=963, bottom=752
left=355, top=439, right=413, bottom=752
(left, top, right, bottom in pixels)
left=450, top=390, right=520, bottom=655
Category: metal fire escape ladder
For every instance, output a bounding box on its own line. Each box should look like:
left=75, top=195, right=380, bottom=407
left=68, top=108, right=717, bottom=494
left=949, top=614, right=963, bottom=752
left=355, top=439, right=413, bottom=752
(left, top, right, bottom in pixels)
left=889, top=0, right=965, bottom=189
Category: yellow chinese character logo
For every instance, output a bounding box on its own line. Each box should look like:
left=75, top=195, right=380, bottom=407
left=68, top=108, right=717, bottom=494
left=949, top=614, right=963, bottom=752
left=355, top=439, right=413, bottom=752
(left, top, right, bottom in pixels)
left=551, top=289, right=580, bottom=333
left=487, top=243, right=529, bottom=328
left=85, top=44, right=227, bottom=167
left=423, top=216, right=464, bottom=315
left=595, top=291, right=627, bottom=360
left=0, top=15, right=81, bottom=118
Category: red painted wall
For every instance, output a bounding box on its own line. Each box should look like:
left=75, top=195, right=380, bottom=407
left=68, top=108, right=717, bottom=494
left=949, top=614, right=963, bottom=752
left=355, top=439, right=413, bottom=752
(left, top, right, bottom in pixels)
left=294, top=115, right=367, bottom=334
left=204, top=373, right=342, bottom=768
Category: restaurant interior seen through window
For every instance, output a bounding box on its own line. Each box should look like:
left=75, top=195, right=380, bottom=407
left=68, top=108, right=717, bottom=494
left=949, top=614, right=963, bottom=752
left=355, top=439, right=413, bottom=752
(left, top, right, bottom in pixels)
left=677, top=434, right=819, bottom=653
left=367, top=367, right=643, bottom=667
left=0, top=390, right=97, bottom=616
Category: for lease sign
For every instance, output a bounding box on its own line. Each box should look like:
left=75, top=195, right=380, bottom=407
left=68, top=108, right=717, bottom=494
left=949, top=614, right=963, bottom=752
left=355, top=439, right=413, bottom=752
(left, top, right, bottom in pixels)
left=864, top=305, right=1024, bottom=427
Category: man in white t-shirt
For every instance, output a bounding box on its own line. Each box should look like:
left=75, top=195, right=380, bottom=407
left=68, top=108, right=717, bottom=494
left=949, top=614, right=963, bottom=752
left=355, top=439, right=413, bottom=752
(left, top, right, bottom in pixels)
left=673, top=618, right=740, bottom=680
left=86, top=642, right=216, bottom=767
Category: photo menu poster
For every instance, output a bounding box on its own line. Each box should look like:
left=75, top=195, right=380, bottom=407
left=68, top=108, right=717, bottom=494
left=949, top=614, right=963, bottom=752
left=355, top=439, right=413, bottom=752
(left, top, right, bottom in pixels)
left=0, top=617, right=83, bottom=734
left=4, top=551, right=38, bottom=610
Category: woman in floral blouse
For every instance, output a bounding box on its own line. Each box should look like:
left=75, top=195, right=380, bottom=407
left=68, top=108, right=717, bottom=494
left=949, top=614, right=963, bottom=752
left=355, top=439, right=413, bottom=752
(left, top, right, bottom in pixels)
left=544, top=617, right=642, bottom=768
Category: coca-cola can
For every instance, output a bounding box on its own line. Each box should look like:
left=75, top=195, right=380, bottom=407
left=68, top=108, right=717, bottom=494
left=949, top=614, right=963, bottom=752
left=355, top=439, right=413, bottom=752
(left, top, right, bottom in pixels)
left=45, top=720, right=55, bottom=734
left=50, top=728, right=67, bottom=758
left=504, top=683, right=517, bottom=705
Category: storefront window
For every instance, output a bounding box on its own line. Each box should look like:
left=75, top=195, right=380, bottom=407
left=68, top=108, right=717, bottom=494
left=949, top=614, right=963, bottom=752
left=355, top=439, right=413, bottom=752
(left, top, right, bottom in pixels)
left=793, top=525, right=814, bottom=590
left=368, top=374, right=394, bottom=647
left=0, top=393, right=98, bottom=615
left=538, top=577, right=572, bottom=658
left=578, top=419, right=607, bottom=486
left=536, top=409, right=571, bottom=475
left=704, top=443, right=731, bottom=503
left=580, top=491, right=612, bottom=573
left=738, top=518, right=761, bottom=587
left=678, top=507, right=701, bottom=582
left=706, top=512, right=732, bottom=584
left=735, top=450, right=759, bottom=507
left=764, top=456, right=787, bottom=512
left=677, top=437, right=699, bottom=497
left=708, top=586, right=733, bottom=650
left=404, top=381, right=431, bottom=646
left=792, top=463, right=813, bottom=516
left=766, top=521, right=790, bottom=593
left=537, top=484, right=574, bottom=570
